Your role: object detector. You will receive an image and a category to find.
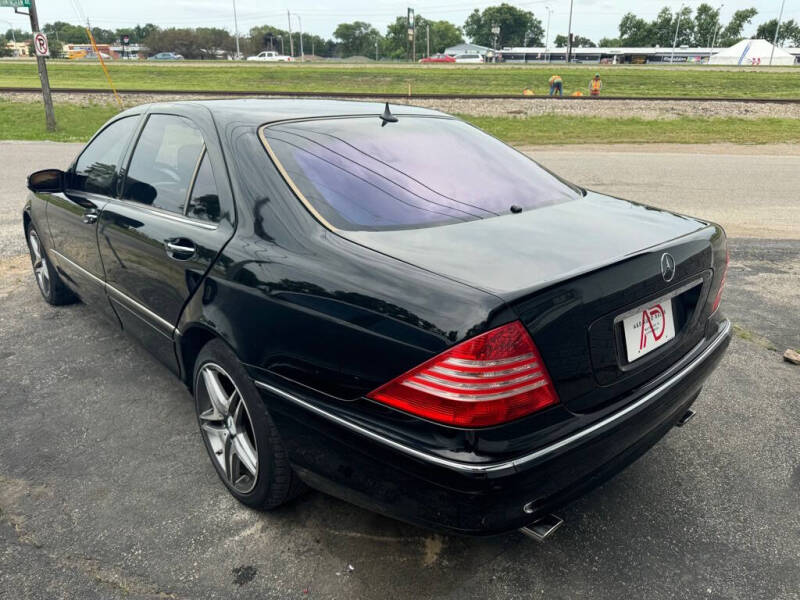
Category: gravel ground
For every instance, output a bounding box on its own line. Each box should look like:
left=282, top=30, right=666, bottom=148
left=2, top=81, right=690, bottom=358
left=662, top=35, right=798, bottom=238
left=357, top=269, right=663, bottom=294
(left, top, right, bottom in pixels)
left=0, top=141, right=798, bottom=599
left=5, top=90, right=800, bottom=119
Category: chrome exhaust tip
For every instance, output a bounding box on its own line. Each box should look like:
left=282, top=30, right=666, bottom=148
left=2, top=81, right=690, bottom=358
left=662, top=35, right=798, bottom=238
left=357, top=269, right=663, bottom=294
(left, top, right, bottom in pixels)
left=676, top=408, right=696, bottom=427
left=520, top=514, right=564, bottom=542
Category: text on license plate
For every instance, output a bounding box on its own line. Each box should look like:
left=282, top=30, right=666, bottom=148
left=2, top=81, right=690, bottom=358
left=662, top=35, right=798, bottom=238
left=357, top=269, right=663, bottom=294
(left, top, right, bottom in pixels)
left=621, top=297, right=676, bottom=362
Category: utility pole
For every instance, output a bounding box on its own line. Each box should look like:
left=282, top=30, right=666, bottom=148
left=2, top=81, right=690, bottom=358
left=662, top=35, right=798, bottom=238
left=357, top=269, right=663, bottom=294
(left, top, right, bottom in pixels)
left=232, top=0, right=240, bottom=59
left=375, top=39, right=378, bottom=61
left=708, top=3, right=724, bottom=63
left=769, top=0, right=786, bottom=66
left=670, top=4, right=684, bottom=65
left=566, top=0, right=574, bottom=63
left=287, top=9, right=294, bottom=57
left=293, top=13, right=303, bottom=62
left=25, top=0, right=56, bottom=131
left=426, top=23, right=430, bottom=58
left=544, top=6, right=552, bottom=62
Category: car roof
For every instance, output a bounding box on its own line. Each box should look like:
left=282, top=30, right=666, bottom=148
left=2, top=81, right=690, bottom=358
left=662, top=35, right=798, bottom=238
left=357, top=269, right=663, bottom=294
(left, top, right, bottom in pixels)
left=118, top=99, right=449, bottom=128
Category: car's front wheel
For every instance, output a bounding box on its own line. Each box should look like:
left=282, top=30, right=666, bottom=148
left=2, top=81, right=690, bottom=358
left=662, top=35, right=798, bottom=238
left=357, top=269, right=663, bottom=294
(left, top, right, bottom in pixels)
left=26, top=223, right=77, bottom=305
left=193, top=339, right=304, bottom=509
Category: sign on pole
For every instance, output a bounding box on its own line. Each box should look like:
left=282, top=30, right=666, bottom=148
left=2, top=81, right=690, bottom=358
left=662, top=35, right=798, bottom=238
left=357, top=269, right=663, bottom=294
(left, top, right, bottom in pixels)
left=0, top=0, right=32, bottom=7
left=33, top=31, right=48, bottom=56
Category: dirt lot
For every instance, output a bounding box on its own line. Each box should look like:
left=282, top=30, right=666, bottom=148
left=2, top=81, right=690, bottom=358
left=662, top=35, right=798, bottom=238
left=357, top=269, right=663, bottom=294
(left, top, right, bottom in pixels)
left=0, top=142, right=798, bottom=599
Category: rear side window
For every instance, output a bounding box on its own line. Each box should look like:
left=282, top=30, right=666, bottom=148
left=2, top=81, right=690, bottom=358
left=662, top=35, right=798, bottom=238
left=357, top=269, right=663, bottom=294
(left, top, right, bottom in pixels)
left=124, top=114, right=205, bottom=214
left=186, top=152, right=221, bottom=222
left=262, top=116, right=580, bottom=231
left=73, top=116, right=139, bottom=196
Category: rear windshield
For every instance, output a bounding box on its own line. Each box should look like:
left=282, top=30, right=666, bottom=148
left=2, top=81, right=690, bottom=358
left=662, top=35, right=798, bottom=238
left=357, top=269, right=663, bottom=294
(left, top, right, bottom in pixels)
left=262, top=116, right=580, bottom=231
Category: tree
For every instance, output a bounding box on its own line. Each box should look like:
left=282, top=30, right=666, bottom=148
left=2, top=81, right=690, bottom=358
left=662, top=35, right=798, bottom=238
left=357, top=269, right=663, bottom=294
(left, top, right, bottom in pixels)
left=718, top=8, right=758, bottom=46
left=756, top=18, right=800, bottom=46
left=618, top=13, right=651, bottom=46
left=333, top=21, right=382, bottom=58
left=464, top=4, right=544, bottom=48
left=0, top=36, right=12, bottom=57
left=384, top=14, right=463, bottom=59
left=694, top=3, right=722, bottom=47
left=598, top=37, right=622, bottom=47
left=144, top=28, right=205, bottom=58
left=554, top=33, right=595, bottom=47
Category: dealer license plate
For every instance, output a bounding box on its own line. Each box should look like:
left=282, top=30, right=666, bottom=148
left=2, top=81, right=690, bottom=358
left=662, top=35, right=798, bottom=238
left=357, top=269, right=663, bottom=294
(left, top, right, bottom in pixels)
left=621, top=297, right=676, bottom=362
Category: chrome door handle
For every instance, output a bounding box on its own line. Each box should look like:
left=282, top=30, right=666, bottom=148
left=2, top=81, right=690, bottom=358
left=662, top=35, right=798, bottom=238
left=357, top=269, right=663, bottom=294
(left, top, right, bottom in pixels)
left=83, top=212, right=98, bottom=224
left=165, top=239, right=197, bottom=259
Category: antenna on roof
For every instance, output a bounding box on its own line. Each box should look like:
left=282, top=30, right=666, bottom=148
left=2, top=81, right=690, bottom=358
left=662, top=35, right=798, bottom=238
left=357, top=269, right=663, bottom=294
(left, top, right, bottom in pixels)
left=380, top=102, right=398, bottom=127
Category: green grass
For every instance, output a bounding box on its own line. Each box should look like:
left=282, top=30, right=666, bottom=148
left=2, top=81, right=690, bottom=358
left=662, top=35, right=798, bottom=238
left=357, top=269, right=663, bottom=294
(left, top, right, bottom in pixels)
left=2, top=60, right=800, bottom=98
left=468, top=114, right=800, bottom=145
left=0, top=101, right=120, bottom=141
left=3, top=101, right=800, bottom=145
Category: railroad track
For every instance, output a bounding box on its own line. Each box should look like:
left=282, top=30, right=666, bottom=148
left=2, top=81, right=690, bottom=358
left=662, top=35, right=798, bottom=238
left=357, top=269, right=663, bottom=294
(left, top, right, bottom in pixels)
left=3, top=86, right=800, bottom=103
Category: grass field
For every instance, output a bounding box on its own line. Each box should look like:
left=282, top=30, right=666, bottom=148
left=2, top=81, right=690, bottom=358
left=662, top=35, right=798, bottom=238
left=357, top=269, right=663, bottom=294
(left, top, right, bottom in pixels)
left=3, top=101, right=800, bottom=145
left=2, top=60, right=800, bottom=98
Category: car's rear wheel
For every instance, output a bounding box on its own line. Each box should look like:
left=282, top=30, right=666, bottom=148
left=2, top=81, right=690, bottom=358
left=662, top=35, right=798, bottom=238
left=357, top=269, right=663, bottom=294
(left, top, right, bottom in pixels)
left=193, top=339, right=304, bottom=509
left=26, top=224, right=77, bottom=306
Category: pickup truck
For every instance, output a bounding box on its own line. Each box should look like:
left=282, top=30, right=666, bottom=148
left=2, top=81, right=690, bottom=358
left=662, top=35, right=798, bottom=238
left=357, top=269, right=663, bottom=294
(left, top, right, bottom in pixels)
left=246, top=51, right=293, bottom=62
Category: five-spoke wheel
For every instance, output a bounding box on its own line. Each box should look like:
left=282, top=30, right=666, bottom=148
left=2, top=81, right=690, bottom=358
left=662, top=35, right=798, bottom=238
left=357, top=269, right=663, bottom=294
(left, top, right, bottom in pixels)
left=28, top=229, right=51, bottom=298
left=193, top=339, right=304, bottom=508
left=197, top=363, right=259, bottom=494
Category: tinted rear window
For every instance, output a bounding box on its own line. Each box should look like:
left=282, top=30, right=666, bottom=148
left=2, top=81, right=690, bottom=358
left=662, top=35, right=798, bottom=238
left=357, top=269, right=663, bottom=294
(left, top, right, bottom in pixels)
left=262, top=116, right=580, bottom=231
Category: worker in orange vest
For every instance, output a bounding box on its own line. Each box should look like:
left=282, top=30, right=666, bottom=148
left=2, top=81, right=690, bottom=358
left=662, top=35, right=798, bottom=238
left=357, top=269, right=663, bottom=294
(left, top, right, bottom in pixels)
left=589, top=73, right=603, bottom=96
left=548, top=74, right=563, bottom=97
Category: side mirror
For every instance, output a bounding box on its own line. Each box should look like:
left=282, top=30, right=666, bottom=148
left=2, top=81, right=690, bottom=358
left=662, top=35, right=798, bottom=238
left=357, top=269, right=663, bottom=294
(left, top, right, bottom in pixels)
left=27, top=169, right=65, bottom=193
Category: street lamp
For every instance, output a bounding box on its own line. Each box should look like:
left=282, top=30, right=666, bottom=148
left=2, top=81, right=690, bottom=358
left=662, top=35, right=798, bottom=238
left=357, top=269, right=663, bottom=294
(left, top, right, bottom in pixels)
left=231, top=0, right=240, bottom=59
left=544, top=6, right=552, bottom=62
left=708, top=3, right=724, bottom=64
left=769, top=0, right=786, bottom=66
left=670, top=4, right=684, bottom=65
left=292, top=13, right=304, bottom=62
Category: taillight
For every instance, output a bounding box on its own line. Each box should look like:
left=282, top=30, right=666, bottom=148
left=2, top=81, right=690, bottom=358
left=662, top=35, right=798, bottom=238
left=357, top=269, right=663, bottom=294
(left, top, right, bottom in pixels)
left=711, top=247, right=729, bottom=313
left=367, top=321, right=559, bottom=427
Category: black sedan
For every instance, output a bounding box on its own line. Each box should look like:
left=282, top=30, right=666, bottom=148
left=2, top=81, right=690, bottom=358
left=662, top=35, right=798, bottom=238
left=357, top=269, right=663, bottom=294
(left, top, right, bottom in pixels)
left=23, top=100, right=730, bottom=538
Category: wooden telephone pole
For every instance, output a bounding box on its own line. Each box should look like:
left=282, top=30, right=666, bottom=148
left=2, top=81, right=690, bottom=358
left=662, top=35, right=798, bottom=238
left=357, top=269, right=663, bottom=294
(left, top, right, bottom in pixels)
left=15, top=0, right=55, bottom=130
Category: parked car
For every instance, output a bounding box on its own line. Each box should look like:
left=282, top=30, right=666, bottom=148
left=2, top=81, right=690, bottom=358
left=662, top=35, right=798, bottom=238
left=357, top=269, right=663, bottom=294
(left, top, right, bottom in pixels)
left=23, top=100, right=730, bottom=537
left=247, top=51, right=293, bottom=62
left=148, top=52, right=184, bottom=60
left=419, top=53, right=455, bottom=63
left=453, top=53, right=484, bottom=63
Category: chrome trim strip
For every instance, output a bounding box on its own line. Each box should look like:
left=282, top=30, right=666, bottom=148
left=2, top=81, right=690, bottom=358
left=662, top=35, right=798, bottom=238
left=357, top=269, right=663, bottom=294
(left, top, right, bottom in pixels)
left=51, top=250, right=105, bottom=287
left=52, top=250, right=177, bottom=338
left=111, top=197, right=218, bottom=230
left=430, top=362, right=538, bottom=379
left=414, top=370, right=542, bottom=390
left=254, top=320, right=730, bottom=475
left=613, top=278, right=703, bottom=324
left=402, top=378, right=547, bottom=401
left=443, top=353, right=535, bottom=368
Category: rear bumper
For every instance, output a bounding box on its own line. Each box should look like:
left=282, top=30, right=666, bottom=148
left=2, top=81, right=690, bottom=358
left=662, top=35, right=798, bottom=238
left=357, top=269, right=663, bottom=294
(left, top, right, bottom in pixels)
left=255, top=320, right=731, bottom=536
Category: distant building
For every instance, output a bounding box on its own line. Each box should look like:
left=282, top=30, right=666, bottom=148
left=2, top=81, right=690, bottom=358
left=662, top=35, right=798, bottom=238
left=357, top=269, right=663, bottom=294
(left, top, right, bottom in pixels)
left=444, top=43, right=491, bottom=57
left=496, top=44, right=800, bottom=64
left=4, top=41, right=30, bottom=57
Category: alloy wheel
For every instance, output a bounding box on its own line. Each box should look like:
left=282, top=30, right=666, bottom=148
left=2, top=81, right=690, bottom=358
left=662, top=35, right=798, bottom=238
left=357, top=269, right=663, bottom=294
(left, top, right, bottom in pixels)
left=197, top=363, right=259, bottom=493
left=28, top=230, right=51, bottom=298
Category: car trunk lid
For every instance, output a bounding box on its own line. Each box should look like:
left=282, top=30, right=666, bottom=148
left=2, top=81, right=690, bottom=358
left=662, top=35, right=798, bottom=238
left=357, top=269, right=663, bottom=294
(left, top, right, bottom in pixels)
left=342, top=192, right=723, bottom=413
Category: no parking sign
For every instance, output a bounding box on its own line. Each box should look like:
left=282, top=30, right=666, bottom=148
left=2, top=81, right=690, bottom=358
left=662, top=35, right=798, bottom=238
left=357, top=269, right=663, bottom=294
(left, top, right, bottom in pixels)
left=33, top=31, right=49, bottom=57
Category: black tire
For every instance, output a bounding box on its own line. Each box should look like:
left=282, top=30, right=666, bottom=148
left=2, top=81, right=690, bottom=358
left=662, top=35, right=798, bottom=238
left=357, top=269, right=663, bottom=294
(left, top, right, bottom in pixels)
left=25, top=222, right=78, bottom=306
left=193, top=339, right=305, bottom=509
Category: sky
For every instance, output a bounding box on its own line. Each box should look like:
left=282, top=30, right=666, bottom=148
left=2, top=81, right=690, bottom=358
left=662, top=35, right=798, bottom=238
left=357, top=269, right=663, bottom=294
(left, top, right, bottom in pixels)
left=2, top=1, right=796, bottom=44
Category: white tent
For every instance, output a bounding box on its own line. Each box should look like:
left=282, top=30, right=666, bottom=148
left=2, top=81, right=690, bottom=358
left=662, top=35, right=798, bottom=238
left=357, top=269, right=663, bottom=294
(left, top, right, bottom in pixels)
left=709, top=39, right=796, bottom=66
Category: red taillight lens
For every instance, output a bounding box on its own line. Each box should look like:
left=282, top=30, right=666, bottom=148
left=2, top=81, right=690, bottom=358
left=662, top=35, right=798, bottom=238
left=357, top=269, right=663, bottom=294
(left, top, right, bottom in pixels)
left=711, top=247, right=729, bottom=313
left=367, top=321, right=559, bottom=427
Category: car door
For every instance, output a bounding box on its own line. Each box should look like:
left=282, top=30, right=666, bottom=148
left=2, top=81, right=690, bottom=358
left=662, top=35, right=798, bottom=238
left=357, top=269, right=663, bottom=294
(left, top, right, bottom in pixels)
left=47, top=114, right=141, bottom=318
left=97, top=109, right=235, bottom=372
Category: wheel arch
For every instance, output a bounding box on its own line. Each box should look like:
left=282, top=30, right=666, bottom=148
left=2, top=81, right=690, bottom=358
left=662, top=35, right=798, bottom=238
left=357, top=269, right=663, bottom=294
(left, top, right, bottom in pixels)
left=177, top=324, right=242, bottom=392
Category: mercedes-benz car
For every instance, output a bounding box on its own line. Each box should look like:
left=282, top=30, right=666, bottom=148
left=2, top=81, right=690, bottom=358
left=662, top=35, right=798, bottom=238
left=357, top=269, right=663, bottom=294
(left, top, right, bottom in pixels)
left=23, top=100, right=730, bottom=537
